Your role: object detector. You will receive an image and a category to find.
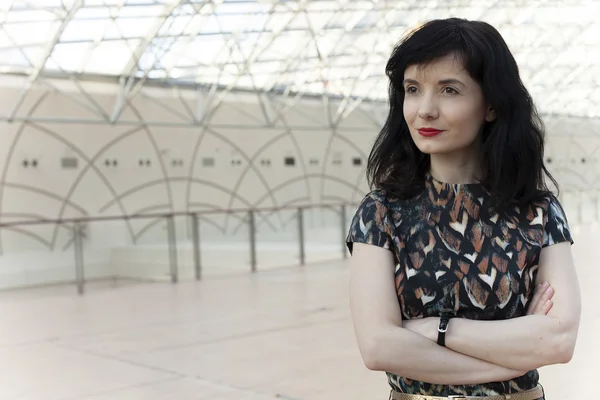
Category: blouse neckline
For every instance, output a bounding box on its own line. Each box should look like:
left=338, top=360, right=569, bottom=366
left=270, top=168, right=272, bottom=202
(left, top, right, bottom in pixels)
left=425, top=172, right=483, bottom=190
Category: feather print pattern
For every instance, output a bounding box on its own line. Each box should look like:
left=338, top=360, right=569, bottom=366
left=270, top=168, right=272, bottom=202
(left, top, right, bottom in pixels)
left=346, top=173, right=572, bottom=397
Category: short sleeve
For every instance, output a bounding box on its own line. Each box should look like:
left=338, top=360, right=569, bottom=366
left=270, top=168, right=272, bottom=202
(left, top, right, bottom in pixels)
left=543, top=195, right=574, bottom=247
left=346, top=191, right=395, bottom=256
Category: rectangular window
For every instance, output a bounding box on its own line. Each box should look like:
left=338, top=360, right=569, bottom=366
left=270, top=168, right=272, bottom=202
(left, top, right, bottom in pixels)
left=61, top=157, right=78, bottom=169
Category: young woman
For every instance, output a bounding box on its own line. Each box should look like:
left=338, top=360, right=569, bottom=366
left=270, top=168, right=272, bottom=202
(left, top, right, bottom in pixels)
left=346, top=18, right=581, bottom=399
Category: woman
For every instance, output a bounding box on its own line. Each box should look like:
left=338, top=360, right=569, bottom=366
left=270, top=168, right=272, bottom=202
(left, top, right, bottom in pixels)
left=346, top=18, right=581, bottom=399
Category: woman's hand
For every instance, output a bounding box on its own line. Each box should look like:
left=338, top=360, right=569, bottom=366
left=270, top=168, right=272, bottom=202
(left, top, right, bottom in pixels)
left=402, top=282, right=555, bottom=341
left=401, top=317, right=439, bottom=341
left=527, top=281, right=554, bottom=315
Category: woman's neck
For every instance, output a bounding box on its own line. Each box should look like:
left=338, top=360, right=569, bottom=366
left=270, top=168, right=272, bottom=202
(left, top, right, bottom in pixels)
left=429, top=154, right=481, bottom=185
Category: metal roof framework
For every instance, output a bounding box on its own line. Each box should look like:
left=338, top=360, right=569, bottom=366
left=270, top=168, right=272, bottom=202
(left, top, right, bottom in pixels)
left=0, top=0, right=599, bottom=127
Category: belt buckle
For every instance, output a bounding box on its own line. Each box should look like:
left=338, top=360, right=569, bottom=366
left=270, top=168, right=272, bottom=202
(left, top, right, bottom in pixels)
left=448, top=396, right=468, bottom=400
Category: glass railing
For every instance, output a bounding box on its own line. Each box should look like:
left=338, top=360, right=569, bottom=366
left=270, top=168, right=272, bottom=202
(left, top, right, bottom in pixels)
left=0, top=203, right=357, bottom=295
left=0, top=189, right=593, bottom=295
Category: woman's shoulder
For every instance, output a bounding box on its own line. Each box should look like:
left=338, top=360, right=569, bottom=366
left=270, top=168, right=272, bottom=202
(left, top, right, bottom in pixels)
left=534, top=192, right=570, bottom=228
left=505, top=192, right=570, bottom=238
left=358, top=188, right=411, bottom=209
left=361, top=189, right=388, bottom=204
left=529, top=191, right=566, bottom=215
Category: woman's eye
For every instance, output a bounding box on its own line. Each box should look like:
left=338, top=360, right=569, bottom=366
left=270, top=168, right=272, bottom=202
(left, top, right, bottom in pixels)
left=443, top=87, right=458, bottom=94
left=405, top=86, right=417, bottom=94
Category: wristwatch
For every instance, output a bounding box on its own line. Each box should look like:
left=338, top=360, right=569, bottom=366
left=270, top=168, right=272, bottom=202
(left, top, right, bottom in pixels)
left=437, top=313, right=452, bottom=346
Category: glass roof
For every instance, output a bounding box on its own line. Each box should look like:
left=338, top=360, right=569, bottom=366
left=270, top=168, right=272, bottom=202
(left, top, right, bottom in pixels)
left=1, top=0, right=599, bottom=118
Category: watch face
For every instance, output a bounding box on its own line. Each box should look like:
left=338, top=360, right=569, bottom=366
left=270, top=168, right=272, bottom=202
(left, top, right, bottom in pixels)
left=438, top=319, right=449, bottom=333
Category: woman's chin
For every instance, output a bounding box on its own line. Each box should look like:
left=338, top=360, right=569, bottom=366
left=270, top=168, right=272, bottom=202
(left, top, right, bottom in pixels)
left=414, top=139, right=476, bottom=156
left=415, top=144, right=446, bottom=155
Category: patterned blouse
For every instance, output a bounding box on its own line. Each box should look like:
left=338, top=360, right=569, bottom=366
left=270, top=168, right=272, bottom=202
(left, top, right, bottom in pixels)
left=346, top=173, right=573, bottom=397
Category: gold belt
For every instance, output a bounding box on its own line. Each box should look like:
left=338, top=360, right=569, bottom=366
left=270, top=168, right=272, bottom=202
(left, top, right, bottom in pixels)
left=390, top=385, right=543, bottom=400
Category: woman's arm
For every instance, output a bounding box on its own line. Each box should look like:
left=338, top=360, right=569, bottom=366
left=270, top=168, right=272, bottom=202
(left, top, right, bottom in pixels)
left=403, top=242, right=581, bottom=371
left=445, top=242, right=581, bottom=370
left=350, top=243, right=526, bottom=385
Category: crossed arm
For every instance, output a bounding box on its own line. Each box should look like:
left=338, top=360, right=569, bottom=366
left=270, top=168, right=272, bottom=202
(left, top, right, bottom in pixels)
left=349, top=241, right=581, bottom=385
left=402, top=241, right=581, bottom=371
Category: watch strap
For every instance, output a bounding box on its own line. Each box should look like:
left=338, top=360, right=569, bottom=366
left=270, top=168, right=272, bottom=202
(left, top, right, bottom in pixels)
left=437, top=313, right=452, bottom=346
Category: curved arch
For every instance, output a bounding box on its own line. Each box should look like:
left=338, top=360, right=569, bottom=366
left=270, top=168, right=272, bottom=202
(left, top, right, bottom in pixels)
left=562, top=140, right=592, bottom=185
left=319, top=121, right=339, bottom=203
left=333, top=131, right=369, bottom=204
left=286, top=129, right=312, bottom=203
left=0, top=226, right=52, bottom=250
left=229, top=174, right=363, bottom=233
left=585, top=141, right=600, bottom=165
left=187, top=208, right=240, bottom=236
left=224, top=130, right=289, bottom=229
left=278, top=120, right=313, bottom=228
left=205, top=127, right=282, bottom=224
left=553, top=167, right=589, bottom=192
left=321, top=194, right=357, bottom=203
left=131, top=216, right=231, bottom=244
left=99, top=177, right=252, bottom=212
left=0, top=91, right=50, bottom=254
left=560, top=138, right=589, bottom=165
left=0, top=212, right=51, bottom=221
left=189, top=201, right=250, bottom=230
left=129, top=203, right=245, bottom=239
left=252, top=173, right=364, bottom=207
left=185, top=126, right=209, bottom=218
left=127, top=204, right=173, bottom=245
left=127, top=101, right=175, bottom=214
left=268, top=102, right=314, bottom=220
left=132, top=218, right=165, bottom=244
left=3, top=182, right=88, bottom=217
left=27, top=122, right=138, bottom=251
left=230, top=195, right=311, bottom=235
left=130, top=204, right=174, bottom=216
left=61, top=237, right=73, bottom=252
left=333, top=132, right=369, bottom=160
left=97, top=177, right=276, bottom=231
left=352, top=162, right=368, bottom=204
left=256, top=196, right=312, bottom=232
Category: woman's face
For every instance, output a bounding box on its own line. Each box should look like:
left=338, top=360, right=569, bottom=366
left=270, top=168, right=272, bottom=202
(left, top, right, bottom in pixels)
left=402, top=54, right=495, bottom=157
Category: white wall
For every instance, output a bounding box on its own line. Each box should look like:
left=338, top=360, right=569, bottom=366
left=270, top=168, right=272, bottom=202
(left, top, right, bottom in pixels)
left=0, top=77, right=379, bottom=287
left=0, top=76, right=598, bottom=289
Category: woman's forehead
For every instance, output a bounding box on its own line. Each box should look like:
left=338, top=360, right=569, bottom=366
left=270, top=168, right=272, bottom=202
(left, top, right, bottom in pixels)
left=404, top=54, right=468, bottom=79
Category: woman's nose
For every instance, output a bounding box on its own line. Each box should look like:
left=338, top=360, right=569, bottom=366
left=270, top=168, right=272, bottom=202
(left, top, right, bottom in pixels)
left=417, top=96, right=439, bottom=120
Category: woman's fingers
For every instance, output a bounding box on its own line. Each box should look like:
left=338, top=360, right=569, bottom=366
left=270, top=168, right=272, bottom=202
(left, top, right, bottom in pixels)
left=528, top=282, right=554, bottom=315
left=542, top=299, right=554, bottom=314
left=527, top=282, right=547, bottom=313
left=541, top=286, right=555, bottom=311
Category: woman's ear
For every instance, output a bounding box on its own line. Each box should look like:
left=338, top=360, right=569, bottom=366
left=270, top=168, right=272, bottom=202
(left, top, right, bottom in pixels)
left=485, top=105, right=497, bottom=122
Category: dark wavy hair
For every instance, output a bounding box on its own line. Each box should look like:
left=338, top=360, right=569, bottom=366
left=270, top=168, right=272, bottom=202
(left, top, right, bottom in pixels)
left=367, top=18, right=557, bottom=210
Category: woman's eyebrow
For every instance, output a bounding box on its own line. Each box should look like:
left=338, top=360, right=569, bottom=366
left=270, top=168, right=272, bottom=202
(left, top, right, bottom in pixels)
left=402, top=78, right=467, bottom=87
left=438, top=78, right=467, bottom=87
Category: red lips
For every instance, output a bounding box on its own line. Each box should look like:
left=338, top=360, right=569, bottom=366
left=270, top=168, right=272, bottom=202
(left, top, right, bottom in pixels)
left=418, top=128, right=444, bottom=137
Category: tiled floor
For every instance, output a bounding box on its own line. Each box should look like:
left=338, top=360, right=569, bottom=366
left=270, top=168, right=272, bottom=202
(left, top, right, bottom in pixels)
left=1, top=230, right=598, bottom=400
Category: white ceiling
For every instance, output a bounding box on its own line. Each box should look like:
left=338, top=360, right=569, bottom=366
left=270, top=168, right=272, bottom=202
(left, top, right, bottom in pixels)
left=1, top=0, right=599, bottom=118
